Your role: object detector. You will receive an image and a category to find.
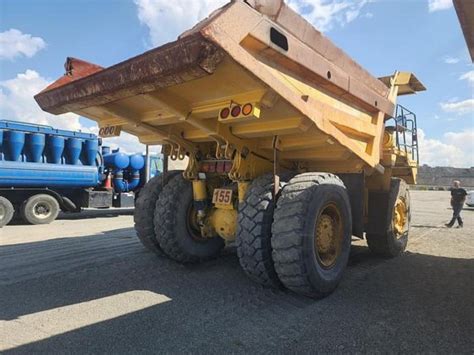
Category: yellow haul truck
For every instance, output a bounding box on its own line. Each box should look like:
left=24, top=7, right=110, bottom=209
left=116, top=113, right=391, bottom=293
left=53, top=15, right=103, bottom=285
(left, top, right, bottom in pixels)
left=35, top=0, right=425, bottom=298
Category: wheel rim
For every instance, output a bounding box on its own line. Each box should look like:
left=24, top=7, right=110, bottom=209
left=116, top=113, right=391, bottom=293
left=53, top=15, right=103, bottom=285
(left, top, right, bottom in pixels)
left=393, top=197, right=408, bottom=238
left=186, top=203, right=206, bottom=241
left=314, top=203, right=343, bottom=268
left=33, top=202, right=52, bottom=220
left=0, top=204, right=5, bottom=220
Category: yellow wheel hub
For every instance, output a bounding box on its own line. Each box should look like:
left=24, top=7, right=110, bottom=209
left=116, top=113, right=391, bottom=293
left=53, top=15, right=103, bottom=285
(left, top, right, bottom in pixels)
left=393, top=198, right=408, bottom=237
left=315, top=203, right=343, bottom=268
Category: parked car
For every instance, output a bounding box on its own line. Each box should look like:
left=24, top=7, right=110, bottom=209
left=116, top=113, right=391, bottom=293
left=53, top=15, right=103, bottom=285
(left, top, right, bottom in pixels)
left=466, top=191, right=474, bottom=207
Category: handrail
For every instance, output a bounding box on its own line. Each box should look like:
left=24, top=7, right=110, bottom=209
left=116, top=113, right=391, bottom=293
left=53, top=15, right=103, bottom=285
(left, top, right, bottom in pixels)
left=387, top=104, right=419, bottom=166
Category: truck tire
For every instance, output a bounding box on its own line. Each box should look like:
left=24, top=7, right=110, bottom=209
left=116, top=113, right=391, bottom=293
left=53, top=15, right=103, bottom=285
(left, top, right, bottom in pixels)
left=20, top=194, right=60, bottom=225
left=236, top=173, right=292, bottom=288
left=272, top=173, right=352, bottom=298
left=134, top=171, right=181, bottom=252
left=0, top=196, right=14, bottom=227
left=366, top=178, right=410, bottom=257
left=154, top=174, right=225, bottom=263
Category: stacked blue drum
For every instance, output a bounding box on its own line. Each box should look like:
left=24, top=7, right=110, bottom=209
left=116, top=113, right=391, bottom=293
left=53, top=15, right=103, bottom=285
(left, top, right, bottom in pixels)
left=0, top=120, right=101, bottom=188
left=0, top=120, right=145, bottom=191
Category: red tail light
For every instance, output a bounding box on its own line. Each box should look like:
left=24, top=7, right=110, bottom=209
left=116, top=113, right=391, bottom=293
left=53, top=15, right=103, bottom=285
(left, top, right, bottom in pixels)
left=216, top=161, right=225, bottom=173
left=231, top=105, right=241, bottom=117
left=220, top=107, right=230, bottom=119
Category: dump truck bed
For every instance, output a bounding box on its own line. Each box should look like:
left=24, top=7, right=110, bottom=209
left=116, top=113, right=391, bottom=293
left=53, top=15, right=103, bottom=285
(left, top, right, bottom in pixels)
left=35, top=0, right=419, bottom=173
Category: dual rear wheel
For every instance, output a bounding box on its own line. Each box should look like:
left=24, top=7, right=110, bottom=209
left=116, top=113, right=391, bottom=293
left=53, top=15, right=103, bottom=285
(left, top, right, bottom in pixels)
left=238, top=173, right=352, bottom=298
left=135, top=172, right=409, bottom=298
left=0, top=194, right=60, bottom=227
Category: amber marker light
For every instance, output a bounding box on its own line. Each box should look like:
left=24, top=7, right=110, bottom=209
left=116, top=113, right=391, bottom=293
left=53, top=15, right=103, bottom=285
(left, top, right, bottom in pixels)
left=231, top=105, right=241, bottom=117
left=242, top=103, right=253, bottom=116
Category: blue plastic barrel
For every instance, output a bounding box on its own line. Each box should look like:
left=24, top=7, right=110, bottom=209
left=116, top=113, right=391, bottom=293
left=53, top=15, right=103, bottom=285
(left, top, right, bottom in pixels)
left=46, top=135, right=65, bottom=164
left=4, top=130, right=25, bottom=161
left=0, top=130, right=3, bottom=159
left=104, top=152, right=129, bottom=169
left=66, top=138, right=82, bottom=165
left=101, top=146, right=111, bottom=155
left=83, top=139, right=99, bottom=166
left=129, top=154, right=145, bottom=170
left=26, top=133, right=45, bottom=163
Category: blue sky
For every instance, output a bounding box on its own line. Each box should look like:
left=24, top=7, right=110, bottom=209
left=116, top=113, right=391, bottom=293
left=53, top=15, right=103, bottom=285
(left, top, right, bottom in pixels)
left=0, top=0, right=473, bottom=166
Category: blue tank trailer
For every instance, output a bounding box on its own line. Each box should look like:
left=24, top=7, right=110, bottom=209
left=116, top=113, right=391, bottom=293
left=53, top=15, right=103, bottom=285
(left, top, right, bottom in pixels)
left=0, top=120, right=153, bottom=226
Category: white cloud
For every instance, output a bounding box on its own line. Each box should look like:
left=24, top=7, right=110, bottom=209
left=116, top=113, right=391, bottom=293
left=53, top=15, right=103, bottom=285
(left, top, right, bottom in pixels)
left=418, top=129, right=474, bottom=167
left=443, top=56, right=460, bottom=64
left=134, top=0, right=227, bottom=47
left=135, top=0, right=373, bottom=46
left=459, top=70, right=474, bottom=87
left=440, top=99, right=474, bottom=115
left=286, top=0, right=372, bottom=31
left=428, top=0, right=452, bottom=12
left=0, top=70, right=150, bottom=154
left=0, top=29, right=46, bottom=60
left=0, top=70, right=82, bottom=131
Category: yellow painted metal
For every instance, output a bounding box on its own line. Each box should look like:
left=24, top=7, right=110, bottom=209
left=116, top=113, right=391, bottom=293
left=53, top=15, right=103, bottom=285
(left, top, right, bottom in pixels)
left=380, top=71, right=426, bottom=100
left=238, top=181, right=250, bottom=203
left=229, top=152, right=274, bottom=181
left=393, top=197, right=408, bottom=237
left=383, top=131, right=395, bottom=148
left=209, top=208, right=238, bottom=241
left=192, top=180, right=207, bottom=201
left=314, top=203, right=343, bottom=268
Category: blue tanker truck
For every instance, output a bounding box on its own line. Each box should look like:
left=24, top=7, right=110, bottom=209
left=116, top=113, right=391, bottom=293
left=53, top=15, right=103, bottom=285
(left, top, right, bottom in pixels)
left=0, top=120, right=153, bottom=227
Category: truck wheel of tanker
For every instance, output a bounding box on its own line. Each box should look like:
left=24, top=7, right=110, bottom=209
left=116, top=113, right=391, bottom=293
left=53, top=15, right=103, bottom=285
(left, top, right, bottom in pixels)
left=272, top=173, right=352, bottom=298
left=366, top=178, right=410, bottom=257
left=236, top=173, right=293, bottom=288
left=0, top=196, right=15, bottom=227
left=154, top=174, right=225, bottom=263
left=134, top=171, right=182, bottom=252
left=20, top=194, right=60, bottom=225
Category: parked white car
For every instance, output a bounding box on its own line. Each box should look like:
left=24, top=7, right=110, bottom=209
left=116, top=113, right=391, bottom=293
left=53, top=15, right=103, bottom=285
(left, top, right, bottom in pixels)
left=466, top=191, right=474, bottom=207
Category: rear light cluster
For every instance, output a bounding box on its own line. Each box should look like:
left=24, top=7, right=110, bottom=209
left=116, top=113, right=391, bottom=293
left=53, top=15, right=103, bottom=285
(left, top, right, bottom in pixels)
left=200, top=160, right=233, bottom=174
left=220, top=103, right=254, bottom=119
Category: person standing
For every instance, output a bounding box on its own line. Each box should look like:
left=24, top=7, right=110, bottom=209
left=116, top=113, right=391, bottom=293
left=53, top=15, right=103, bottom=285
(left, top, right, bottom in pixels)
left=445, top=180, right=467, bottom=228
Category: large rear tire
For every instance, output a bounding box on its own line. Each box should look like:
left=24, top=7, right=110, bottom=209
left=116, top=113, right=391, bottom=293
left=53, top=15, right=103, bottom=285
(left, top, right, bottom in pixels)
left=134, top=171, right=181, bottom=252
left=366, top=178, right=410, bottom=257
left=154, top=174, right=225, bottom=263
left=272, top=173, right=352, bottom=298
left=0, top=196, right=14, bottom=227
left=20, top=194, right=60, bottom=225
left=236, top=173, right=291, bottom=288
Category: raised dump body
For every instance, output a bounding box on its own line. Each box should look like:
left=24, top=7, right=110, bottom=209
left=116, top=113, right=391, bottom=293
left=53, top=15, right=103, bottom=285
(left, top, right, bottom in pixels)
left=35, top=0, right=425, bottom=298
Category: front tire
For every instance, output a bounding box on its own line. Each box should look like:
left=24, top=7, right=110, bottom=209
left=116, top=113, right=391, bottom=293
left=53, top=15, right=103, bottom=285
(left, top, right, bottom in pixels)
left=154, top=174, right=225, bottom=263
left=20, top=194, right=60, bottom=225
left=272, top=173, right=352, bottom=298
left=0, top=196, right=14, bottom=227
left=366, top=178, right=410, bottom=257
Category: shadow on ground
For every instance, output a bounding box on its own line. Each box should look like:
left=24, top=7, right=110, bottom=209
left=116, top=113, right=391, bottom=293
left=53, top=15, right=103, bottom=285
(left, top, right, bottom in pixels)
left=7, top=208, right=134, bottom=226
left=1, top=230, right=472, bottom=353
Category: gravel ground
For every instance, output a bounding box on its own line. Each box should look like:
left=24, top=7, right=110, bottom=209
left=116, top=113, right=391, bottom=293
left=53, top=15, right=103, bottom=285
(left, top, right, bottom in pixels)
left=0, top=191, right=473, bottom=353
